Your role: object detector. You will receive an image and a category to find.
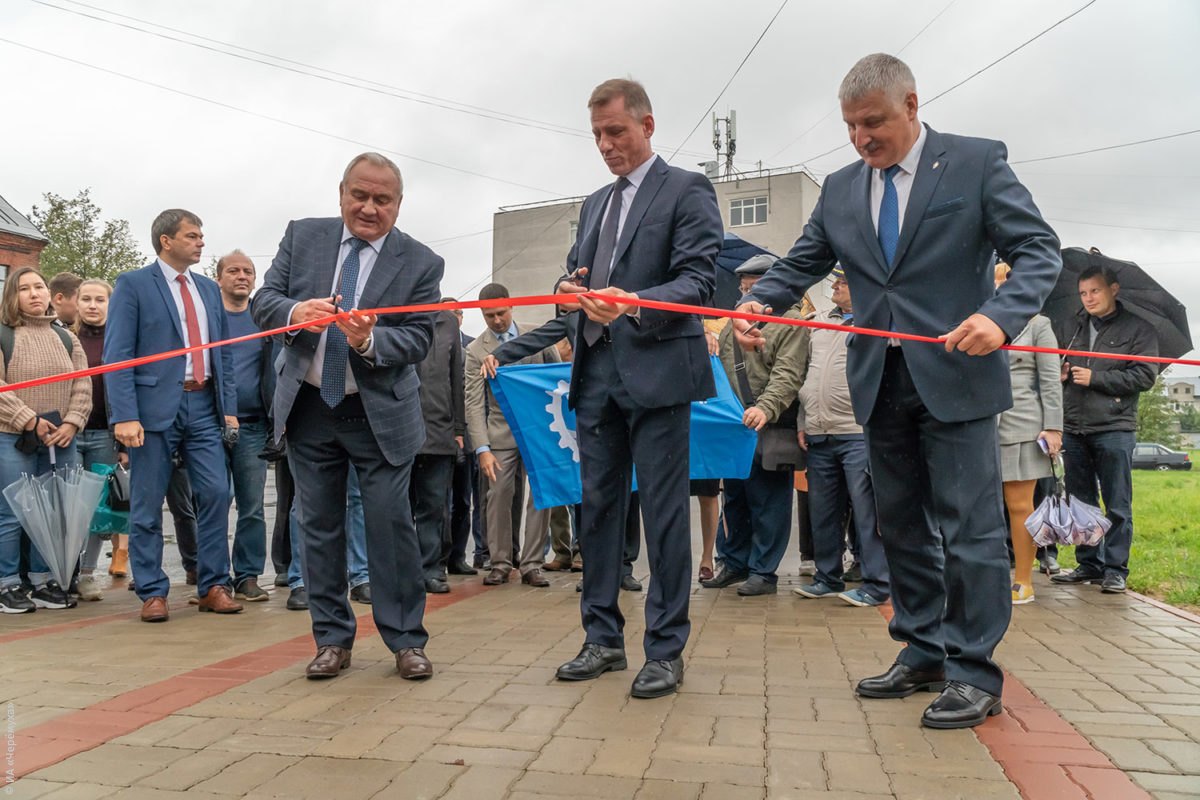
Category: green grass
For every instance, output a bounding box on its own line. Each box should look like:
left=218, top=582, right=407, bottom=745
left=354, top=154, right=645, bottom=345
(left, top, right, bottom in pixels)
left=1054, top=451, right=1200, bottom=610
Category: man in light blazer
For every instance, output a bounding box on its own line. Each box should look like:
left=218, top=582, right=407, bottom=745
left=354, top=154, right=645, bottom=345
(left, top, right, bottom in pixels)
left=105, top=209, right=241, bottom=622
left=464, top=283, right=560, bottom=588
left=252, top=152, right=443, bottom=682
left=737, top=54, right=1061, bottom=728
left=556, top=78, right=722, bottom=699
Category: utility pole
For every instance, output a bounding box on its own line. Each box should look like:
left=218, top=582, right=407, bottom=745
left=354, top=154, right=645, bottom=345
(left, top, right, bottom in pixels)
left=712, top=110, right=737, bottom=178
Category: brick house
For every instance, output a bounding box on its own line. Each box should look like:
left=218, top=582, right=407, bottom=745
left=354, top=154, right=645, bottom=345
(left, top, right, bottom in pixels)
left=0, top=192, right=49, bottom=288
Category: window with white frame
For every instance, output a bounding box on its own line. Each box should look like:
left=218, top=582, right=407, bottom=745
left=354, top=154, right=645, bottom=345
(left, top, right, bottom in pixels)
left=568, top=220, right=579, bottom=246
left=730, top=196, right=767, bottom=227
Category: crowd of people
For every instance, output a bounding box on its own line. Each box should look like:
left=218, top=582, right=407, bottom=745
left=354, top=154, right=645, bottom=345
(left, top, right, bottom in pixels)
left=0, top=53, right=1163, bottom=730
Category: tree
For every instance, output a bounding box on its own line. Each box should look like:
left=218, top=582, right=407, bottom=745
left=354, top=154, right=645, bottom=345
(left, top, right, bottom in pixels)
left=1136, top=376, right=1184, bottom=448
left=28, top=189, right=145, bottom=284
left=1177, top=405, right=1200, bottom=433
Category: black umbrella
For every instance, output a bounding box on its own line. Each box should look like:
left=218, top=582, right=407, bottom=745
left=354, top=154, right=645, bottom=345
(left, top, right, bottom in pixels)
left=1043, top=247, right=1193, bottom=362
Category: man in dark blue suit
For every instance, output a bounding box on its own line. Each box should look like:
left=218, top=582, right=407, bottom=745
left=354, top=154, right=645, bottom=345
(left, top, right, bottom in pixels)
left=105, top=209, right=242, bottom=622
left=737, top=54, right=1061, bottom=728
left=253, top=152, right=443, bottom=682
left=556, top=78, right=722, bottom=698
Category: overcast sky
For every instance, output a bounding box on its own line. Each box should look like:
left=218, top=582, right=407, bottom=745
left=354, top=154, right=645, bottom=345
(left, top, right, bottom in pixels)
left=1, top=0, right=1197, bottom=373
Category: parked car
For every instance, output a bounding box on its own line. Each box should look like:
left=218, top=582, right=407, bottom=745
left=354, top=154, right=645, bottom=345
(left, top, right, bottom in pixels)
left=1133, top=443, right=1193, bottom=471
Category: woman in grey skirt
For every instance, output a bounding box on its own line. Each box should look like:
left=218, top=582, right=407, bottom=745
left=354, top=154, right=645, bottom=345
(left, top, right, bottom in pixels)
left=995, top=263, right=1062, bottom=604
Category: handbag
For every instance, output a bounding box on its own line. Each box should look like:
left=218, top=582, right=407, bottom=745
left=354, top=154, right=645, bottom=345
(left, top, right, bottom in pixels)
left=732, top=345, right=805, bottom=472
left=107, top=463, right=131, bottom=512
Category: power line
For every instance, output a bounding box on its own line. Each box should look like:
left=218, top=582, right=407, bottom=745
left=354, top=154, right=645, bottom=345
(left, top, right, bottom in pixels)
left=666, top=0, right=789, bottom=164
left=788, top=0, right=1099, bottom=169
left=33, top=0, right=726, bottom=164
left=1012, top=129, right=1200, bottom=165
left=1047, top=217, right=1200, bottom=235
left=0, top=36, right=562, bottom=197
left=765, top=0, right=957, bottom=164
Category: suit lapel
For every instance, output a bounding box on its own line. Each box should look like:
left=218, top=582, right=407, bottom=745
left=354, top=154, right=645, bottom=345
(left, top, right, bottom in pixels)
left=358, top=229, right=404, bottom=311
left=150, top=264, right=185, bottom=343
left=891, top=126, right=948, bottom=271
left=852, top=165, right=887, bottom=273
left=610, top=157, right=667, bottom=279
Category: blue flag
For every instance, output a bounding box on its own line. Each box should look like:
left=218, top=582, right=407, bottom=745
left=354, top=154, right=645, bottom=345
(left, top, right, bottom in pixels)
left=489, top=355, right=757, bottom=510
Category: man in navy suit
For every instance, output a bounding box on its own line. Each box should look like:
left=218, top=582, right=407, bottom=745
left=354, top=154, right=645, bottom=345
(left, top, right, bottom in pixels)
left=253, top=152, right=443, bottom=682
left=737, top=54, right=1061, bottom=728
left=556, top=79, right=722, bottom=698
left=105, top=209, right=242, bottom=622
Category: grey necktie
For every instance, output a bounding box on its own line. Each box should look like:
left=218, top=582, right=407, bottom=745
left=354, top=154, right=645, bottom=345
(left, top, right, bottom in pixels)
left=583, top=177, right=630, bottom=346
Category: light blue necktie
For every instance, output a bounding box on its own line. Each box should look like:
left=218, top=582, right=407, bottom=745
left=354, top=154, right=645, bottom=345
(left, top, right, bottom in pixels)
left=320, top=237, right=367, bottom=407
left=878, top=164, right=901, bottom=267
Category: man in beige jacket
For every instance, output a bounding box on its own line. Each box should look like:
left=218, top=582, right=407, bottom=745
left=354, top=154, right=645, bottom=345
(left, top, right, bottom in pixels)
left=464, top=283, right=560, bottom=587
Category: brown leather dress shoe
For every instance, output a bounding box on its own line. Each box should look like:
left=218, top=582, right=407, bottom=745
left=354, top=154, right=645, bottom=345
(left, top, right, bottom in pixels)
left=197, top=585, right=244, bottom=614
left=396, top=647, right=433, bottom=680
left=140, top=596, right=169, bottom=623
left=306, top=646, right=351, bottom=679
left=521, top=569, right=550, bottom=587
left=543, top=559, right=571, bottom=572
left=482, top=567, right=509, bottom=585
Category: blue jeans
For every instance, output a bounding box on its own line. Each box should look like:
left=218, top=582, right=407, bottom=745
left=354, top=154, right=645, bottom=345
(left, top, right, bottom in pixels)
left=288, top=466, right=369, bottom=590
left=226, top=421, right=268, bottom=585
left=720, top=454, right=794, bottom=581
left=1064, top=430, right=1135, bottom=578
left=0, top=436, right=80, bottom=588
left=806, top=436, right=890, bottom=599
left=77, top=429, right=119, bottom=572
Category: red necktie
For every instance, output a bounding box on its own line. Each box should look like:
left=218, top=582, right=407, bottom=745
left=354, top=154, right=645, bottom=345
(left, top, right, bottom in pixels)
left=176, top=274, right=205, bottom=383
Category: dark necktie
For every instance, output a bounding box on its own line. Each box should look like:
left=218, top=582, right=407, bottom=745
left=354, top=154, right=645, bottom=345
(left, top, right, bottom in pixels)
left=175, top=274, right=205, bottom=383
left=878, top=164, right=901, bottom=266
left=583, top=177, right=630, bottom=346
left=320, top=237, right=367, bottom=407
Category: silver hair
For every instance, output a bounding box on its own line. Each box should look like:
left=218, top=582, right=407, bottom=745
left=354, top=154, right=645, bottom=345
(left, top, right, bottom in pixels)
left=150, top=209, right=202, bottom=254
left=838, top=53, right=916, bottom=104
left=215, top=249, right=254, bottom=277
left=342, top=152, right=404, bottom=195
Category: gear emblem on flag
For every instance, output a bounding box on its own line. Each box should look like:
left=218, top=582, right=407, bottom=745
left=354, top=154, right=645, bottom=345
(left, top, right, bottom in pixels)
left=545, top=379, right=579, bottom=463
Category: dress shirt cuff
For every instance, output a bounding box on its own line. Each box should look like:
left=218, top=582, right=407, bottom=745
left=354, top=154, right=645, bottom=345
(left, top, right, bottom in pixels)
left=474, top=445, right=491, bottom=455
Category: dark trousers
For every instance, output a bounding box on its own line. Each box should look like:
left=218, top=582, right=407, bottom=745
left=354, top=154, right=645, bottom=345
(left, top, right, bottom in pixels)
left=448, top=449, right=477, bottom=564
left=287, top=386, right=427, bottom=652
left=575, top=342, right=691, bottom=661
left=863, top=349, right=1010, bottom=697
left=806, top=437, right=890, bottom=599
left=795, top=489, right=813, bottom=559
left=1064, top=431, right=1135, bottom=578
left=721, top=455, right=793, bottom=582
left=410, top=453, right=455, bottom=580
left=166, top=466, right=198, bottom=573
left=271, top=458, right=294, bottom=573
left=128, top=388, right=230, bottom=599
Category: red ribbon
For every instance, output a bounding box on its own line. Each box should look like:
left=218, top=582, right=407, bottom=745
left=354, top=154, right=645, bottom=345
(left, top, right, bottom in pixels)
left=1, top=293, right=1194, bottom=396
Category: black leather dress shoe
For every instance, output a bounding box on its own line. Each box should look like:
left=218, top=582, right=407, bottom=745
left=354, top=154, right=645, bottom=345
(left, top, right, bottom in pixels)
left=1101, top=573, right=1127, bottom=593
left=700, top=566, right=749, bottom=589
left=447, top=558, right=478, bottom=576
left=921, top=681, right=1002, bottom=729
left=737, top=575, right=778, bottom=596
left=856, top=662, right=947, bottom=699
left=1050, top=568, right=1103, bottom=585
left=631, top=657, right=684, bottom=699
left=556, top=643, right=627, bottom=681
left=425, top=577, right=450, bottom=594
left=350, top=583, right=372, bottom=604
left=620, top=574, right=643, bottom=592
left=286, top=587, right=308, bottom=611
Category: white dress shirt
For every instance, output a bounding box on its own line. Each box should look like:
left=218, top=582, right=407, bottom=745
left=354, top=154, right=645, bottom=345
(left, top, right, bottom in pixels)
left=300, top=225, right=387, bottom=394
left=869, top=124, right=928, bottom=236
left=157, top=259, right=211, bottom=381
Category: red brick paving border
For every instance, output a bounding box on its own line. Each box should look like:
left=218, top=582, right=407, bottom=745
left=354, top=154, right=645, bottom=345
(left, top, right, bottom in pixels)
left=11, top=582, right=492, bottom=779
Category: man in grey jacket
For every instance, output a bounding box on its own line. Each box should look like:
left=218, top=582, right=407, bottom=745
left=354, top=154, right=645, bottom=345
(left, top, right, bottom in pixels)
left=794, top=266, right=890, bottom=607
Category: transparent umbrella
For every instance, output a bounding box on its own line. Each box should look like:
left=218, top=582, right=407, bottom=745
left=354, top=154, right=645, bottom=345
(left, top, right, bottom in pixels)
left=2, top=448, right=105, bottom=586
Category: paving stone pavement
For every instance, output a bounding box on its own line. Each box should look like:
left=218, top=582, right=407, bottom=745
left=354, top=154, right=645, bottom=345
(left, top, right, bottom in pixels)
left=4, top=507, right=1199, bottom=799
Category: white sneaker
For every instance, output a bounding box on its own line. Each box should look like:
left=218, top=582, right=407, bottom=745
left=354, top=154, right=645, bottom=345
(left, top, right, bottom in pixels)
left=798, top=560, right=817, bottom=577
left=77, top=574, right=103, bottom=601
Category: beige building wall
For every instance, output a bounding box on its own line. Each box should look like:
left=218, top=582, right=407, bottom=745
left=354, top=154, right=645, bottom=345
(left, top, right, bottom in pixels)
left=490, top=167, right=823, bottom=327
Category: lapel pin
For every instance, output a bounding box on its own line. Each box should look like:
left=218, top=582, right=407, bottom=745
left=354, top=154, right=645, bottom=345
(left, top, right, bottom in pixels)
left=932, top=161, right=940, bottom=170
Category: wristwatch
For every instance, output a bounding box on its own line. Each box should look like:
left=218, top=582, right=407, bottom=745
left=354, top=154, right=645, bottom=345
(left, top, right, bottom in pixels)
left=354, top=334, right=372, bottom=354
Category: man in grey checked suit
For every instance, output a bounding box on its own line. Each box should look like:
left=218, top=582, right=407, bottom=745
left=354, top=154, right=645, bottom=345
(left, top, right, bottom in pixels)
left=253, top=152, right=443, bottom=682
